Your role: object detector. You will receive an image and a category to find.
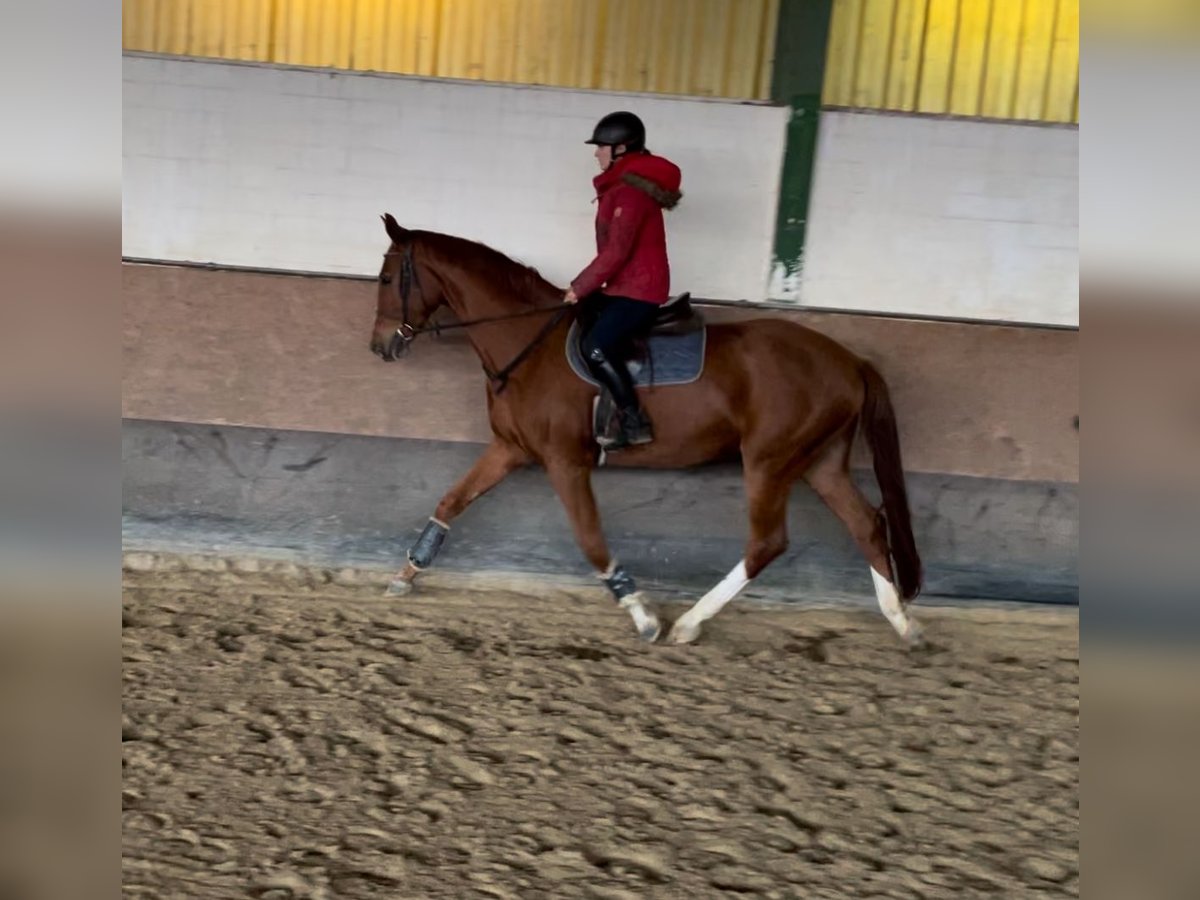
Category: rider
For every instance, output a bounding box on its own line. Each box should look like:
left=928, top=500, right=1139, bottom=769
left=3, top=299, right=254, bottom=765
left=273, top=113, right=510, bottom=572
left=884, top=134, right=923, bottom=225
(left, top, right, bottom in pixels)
left=564, top=111, right=682, bottom=450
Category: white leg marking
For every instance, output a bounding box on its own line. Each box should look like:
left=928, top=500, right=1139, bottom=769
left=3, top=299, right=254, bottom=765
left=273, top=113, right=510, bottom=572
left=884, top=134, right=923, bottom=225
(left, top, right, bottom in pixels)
left=690, top=561, right=750, bottom=621
left=871, top=566, right=921, bottom=643
left=595, top=561, right=659, bottom=641
left=669, top=561, right=751, bottom=644
left=620, top=592, right=661, bottom=642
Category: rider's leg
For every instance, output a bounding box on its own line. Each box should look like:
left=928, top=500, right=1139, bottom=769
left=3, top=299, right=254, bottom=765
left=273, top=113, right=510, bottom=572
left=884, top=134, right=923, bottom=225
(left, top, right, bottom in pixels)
left=581, top=297, right=659, bottom=447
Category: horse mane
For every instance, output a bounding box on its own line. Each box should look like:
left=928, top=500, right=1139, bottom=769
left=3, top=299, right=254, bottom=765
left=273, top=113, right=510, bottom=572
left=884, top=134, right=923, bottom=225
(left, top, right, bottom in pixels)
left=416, top=230, right=563, bottom=308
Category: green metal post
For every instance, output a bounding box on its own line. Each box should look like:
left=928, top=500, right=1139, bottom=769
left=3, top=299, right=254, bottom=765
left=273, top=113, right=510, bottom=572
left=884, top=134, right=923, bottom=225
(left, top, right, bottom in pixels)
left=769, top=0, right=835, bottom=298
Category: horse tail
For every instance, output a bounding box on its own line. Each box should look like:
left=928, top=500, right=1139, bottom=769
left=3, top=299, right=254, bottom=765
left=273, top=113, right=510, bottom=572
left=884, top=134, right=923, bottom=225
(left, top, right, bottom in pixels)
left=859, top=362, right=923, bottom=600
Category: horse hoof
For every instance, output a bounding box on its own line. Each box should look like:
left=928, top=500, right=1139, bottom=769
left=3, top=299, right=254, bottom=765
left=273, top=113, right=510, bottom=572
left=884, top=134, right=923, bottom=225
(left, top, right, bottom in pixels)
left=637, top=617, right=662, bottom=643
left=385, top=562, right=420, bottom=596
left=903, top=620, right=926, bottom=649
left=667, top=618, right=701, bottom=645
left=385, top=578, right=413, bottom=597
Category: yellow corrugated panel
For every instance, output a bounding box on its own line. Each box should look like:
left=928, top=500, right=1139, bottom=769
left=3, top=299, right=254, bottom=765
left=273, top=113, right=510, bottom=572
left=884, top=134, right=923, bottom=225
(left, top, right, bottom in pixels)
left=189, top=1, right=227, bottom=59
left=916, top=0, right=957, bottom=115
left=980, top=0, right=1024, bottom=120
left=349, top=0, right=388, bottom=73
left=883, top=0, right=928, bottom=112
left=544, top=0, right=606, bottom=90
left=434, top=0, right=464, bottom=78
left=441, top=0, right=526, bottom=84
left=438, top=0, right=487, bottom=81
left=122, top=0, right=1077, bottom=119
left=597, top=0, right=650, bottom=93
left=353, top=0, right=441, bottom=77
left=186, top=0, right=270, bottom=60
left=648, top=0, right=687, bottom=95
left=1012, top=0, right=1057, bottom=121
left=659, top=0, right=690, bottom=94
left=486, top=0, right=524, bottom=84
left=821, top=0, right=1078, bottom=124
left=756, top=0, right=782, bottom=101
left=511, top=0, right=558, bottom=86
left=673, top=0, right=703, bottom=95
left=727, top=0, right=776, bottom=99
left=853, top=0, right=895, bottom=109
left=122, top=0, right=159, bottom=52
left=948, top=0, right=992, bottom=116
left=1044, top=0, right=1080, bottom=124
left=154, top=0, right=192, bottom=58
left=823, top=0, right=861, bottom=107
left=231, top=0, right=274, bottom=61
left=123, top=0, right=777, bottom=101
left=273, top=0, right=354, bottom=70
left=408, top=0, right=444, bottom=77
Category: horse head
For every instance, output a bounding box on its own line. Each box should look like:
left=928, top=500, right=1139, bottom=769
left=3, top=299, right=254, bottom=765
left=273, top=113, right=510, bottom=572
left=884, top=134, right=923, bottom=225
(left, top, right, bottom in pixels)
left=370, top=214, right=450, bottom=361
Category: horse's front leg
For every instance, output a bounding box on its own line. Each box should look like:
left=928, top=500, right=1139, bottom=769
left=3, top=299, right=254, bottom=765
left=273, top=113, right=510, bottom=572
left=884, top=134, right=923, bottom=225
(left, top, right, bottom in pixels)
left=387, top=438, right=528, bottom=594
left=544, top=461, right=660, bottom=642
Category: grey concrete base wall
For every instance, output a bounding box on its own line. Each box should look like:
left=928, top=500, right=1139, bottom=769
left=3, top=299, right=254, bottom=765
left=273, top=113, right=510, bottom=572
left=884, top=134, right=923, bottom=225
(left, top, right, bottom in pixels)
left=123, top=419, right=1077, bottom=606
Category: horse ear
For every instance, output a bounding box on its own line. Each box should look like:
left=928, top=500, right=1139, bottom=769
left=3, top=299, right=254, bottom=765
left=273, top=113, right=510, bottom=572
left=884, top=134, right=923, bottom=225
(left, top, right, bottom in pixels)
left=381, top=213, right=408, bottom=245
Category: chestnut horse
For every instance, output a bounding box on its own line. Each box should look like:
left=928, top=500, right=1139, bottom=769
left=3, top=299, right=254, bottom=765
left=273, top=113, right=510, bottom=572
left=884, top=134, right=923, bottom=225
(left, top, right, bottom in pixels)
left=369, top=214, right=924, bottom=646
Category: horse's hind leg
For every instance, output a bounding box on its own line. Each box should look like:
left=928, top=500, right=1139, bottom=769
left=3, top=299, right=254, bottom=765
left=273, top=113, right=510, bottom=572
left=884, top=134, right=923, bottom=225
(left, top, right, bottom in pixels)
left=387, top=438, right=528, bottom=594
left=804, top=434, right=923, bottom=646
left=667, top=462, right=793, bottom=644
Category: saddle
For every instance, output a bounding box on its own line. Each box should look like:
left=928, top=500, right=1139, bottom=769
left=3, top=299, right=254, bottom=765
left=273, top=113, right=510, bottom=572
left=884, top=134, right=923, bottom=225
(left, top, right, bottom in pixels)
left=566, top=292, right=707, bottom=389
left=642, top=292, right=702, bottom=338
left=565, top=293, right=707, bottom=452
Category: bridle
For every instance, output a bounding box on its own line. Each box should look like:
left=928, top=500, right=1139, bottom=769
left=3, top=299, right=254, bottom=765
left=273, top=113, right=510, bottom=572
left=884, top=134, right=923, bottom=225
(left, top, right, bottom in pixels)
left=380, top=245, right=422, bottom=356
left=380, top=245, right=573, bottom=393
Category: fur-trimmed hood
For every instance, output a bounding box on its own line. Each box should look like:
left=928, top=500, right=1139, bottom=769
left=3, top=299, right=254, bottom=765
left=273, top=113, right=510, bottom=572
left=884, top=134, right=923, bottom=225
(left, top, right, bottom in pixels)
left=594, top=152, right=683, bottom=210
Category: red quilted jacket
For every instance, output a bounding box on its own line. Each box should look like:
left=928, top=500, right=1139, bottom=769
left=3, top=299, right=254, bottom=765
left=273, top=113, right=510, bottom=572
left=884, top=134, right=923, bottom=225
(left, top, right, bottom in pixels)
left=570, top=151, right=682, bottom=305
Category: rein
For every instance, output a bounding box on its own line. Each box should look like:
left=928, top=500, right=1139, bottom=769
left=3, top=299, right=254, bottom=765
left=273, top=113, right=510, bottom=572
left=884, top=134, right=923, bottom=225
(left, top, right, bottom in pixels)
left=384, top=246, right=572, bottom=393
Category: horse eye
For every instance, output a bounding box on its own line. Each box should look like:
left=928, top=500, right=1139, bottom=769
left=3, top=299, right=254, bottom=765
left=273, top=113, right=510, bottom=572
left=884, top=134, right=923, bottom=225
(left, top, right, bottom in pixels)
left=380, top=274, right=392, bottom=284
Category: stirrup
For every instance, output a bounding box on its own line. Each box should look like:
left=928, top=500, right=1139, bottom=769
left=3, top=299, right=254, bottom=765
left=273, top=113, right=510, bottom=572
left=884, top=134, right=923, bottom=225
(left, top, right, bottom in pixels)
left=621, top=409, right=654, bottom=446
left=602, top=409, right=654, bottom=450
left=591, top=392, right=652, bottom=450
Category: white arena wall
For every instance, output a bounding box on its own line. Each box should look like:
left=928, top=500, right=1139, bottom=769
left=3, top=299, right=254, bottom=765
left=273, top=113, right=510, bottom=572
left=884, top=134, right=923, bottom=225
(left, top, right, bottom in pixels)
left=799, top=110, right=1078, bottom=326
left=121, top=54, right=788, bottom=303
left=123, top=53, right=1077, bottom=326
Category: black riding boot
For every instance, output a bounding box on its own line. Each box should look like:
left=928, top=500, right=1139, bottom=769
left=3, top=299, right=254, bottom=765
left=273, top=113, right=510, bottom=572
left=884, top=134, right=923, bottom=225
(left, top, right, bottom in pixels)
left=586, top=348, right=654, bottom=448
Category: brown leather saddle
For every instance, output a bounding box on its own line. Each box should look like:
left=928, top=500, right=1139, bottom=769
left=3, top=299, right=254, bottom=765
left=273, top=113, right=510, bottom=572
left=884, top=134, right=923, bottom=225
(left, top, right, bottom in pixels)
left=640, top=292, right=702, bottom=338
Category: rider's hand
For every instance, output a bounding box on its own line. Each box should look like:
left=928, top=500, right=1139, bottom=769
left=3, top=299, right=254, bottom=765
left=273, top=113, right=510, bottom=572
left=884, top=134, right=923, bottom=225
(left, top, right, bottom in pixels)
left=564, top=288, right=579, bottom=305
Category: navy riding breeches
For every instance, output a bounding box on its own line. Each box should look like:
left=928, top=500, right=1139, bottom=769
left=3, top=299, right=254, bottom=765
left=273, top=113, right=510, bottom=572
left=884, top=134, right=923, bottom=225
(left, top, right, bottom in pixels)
left=579, top=294, right=662, bottom=362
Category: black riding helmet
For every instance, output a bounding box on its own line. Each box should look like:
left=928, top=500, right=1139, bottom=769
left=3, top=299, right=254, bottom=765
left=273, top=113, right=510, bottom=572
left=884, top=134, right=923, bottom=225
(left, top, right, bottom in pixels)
left=585, top=111, right=646, bottom=157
